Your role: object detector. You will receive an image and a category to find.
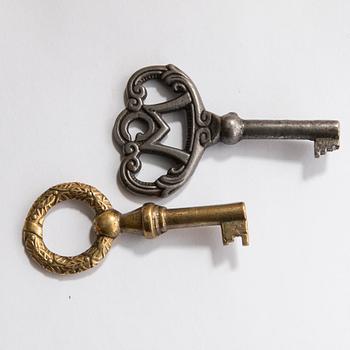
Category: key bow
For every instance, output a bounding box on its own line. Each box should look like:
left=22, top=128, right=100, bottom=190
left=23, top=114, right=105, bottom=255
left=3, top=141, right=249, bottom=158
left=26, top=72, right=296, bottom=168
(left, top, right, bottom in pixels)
left=114, top=64, right=219, bottom=197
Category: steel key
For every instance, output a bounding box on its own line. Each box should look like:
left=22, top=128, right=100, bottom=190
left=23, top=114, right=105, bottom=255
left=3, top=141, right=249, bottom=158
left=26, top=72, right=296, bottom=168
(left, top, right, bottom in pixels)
left=114, top=64, right=340, bottom=197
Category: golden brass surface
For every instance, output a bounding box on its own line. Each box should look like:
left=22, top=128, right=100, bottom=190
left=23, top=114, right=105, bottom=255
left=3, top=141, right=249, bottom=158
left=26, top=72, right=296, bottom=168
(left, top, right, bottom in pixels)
left=93, top=209, right=121, bottom=239
left=23, top=183, right=114, bottom=274
left=23, top=182, right=249, bottom=275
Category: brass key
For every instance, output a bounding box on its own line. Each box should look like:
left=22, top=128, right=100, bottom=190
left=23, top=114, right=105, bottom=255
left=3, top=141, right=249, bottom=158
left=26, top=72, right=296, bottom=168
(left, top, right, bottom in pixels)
left=23, top=182, right=248, bottom=274
left=113, top=64, right=340, bottom=197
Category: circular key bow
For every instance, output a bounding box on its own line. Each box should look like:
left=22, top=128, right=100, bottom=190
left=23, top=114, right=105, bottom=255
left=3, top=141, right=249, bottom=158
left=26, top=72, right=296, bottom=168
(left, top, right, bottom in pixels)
left=23, top=183, right=116, bottom=274
left=23, top=182, right=248, bottom=274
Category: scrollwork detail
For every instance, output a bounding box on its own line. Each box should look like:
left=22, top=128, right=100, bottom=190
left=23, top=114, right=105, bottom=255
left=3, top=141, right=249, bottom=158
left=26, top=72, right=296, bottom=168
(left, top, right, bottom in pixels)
left=114, top=64, right=215, bottom=197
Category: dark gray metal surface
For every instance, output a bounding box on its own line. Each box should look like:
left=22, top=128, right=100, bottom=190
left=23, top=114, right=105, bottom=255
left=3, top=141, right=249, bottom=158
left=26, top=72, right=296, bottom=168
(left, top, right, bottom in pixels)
left=220, top=113, right=340, bottom=157
left=113, top=64, right=340, bottom=197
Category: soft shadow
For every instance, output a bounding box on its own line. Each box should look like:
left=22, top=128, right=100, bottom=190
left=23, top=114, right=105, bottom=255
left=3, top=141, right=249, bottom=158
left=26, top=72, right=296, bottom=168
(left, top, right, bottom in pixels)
left=117, top=226, right=239, bottom=269
left=206, top=139, right=327, bottom=180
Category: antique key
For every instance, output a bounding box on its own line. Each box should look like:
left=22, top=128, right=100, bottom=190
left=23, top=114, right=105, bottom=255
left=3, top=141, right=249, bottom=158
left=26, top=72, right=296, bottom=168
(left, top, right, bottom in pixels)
left=23, top=182, right=248, bottom=274
left=113, top=64, right=340, bottom=197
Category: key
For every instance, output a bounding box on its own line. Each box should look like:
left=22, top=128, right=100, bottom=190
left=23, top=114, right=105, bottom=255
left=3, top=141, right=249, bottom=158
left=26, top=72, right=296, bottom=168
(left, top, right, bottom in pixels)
left=23, top=182, right=248, bottom=274
left=113, top=64, right=340, bottom=197
left=118, top=202, right=248, bottom=246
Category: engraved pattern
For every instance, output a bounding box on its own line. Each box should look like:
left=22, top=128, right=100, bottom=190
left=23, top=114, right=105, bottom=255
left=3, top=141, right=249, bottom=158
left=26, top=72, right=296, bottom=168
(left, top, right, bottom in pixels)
left=23, top=182, right=113, bottom=274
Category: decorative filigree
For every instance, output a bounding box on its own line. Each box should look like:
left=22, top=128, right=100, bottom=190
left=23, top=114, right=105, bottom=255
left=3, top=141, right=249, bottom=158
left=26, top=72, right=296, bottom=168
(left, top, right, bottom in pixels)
left=23, top=182, right=113, bottom=275
left=114, top=64, right=218, bottom=197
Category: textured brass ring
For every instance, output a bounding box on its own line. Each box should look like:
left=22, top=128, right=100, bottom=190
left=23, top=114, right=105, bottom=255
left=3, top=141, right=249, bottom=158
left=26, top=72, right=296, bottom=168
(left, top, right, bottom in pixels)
left=23, top=182, right=116, bottom=274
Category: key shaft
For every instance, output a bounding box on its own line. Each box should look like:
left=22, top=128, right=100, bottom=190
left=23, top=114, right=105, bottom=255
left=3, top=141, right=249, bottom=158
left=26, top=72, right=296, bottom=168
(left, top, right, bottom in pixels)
left=219, top=113, right=340, bottom=157
left=242, top=119, right=339, bottom=140
left=118, top=202, right=249, bottom=245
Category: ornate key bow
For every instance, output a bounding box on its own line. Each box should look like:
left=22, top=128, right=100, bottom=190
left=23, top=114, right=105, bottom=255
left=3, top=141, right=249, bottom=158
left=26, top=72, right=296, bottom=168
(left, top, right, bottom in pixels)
left=114, top=64, right=340, bottom=197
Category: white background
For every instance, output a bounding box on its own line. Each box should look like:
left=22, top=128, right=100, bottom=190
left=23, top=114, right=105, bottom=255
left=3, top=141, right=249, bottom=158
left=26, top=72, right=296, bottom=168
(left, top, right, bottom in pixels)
left=0, top=1, right=349, bottom=349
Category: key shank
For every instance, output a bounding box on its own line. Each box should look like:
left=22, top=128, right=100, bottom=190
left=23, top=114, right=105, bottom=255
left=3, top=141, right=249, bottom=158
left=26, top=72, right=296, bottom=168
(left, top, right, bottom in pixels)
left=119, top=202, right=249, bottom=246
left=242, top=119, right=339, bottom=140
left=219, top=113, right=340, bottom=157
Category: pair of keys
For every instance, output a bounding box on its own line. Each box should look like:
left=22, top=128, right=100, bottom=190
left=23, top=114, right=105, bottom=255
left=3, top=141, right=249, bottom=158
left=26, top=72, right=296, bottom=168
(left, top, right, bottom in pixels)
left=23, top=64, right=340, bottom=274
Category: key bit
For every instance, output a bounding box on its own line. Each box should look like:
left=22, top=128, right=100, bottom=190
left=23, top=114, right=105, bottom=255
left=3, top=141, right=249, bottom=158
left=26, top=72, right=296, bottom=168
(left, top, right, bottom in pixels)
left=23, top=182, right=248, bottom=274
left=113, top=64, right=340, bottom=197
